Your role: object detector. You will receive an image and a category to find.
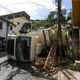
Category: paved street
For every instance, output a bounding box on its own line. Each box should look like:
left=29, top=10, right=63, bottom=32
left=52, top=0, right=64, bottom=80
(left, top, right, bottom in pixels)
left=0, top=52, right=6, bottom=58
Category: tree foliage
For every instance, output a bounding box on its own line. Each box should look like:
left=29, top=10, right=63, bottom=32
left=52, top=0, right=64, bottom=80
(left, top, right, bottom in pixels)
left=67, top=10, right=72, bottom=21
left=32, top=9, right=67, bottom=29
left=47, top=9, right=67, bottom=24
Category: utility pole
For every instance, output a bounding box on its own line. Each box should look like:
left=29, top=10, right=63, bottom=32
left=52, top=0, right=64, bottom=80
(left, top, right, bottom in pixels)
left=56, top=0, right=62, bottom=57
left=43, top=0, right=63, bottom=69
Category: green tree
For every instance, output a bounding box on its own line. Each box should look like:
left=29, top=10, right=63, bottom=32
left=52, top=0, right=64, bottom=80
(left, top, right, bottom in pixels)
left=47, top=9, right=67, bottom=24
left=67, top=10, right=72, bottom=21
left=47, top=11, right=56, bottom=21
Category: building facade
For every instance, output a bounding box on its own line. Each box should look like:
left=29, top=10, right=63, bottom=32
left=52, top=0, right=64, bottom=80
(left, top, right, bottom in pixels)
left=0, top=11, right=31, bottom=35
left=0, top=17, right=15, bottom=51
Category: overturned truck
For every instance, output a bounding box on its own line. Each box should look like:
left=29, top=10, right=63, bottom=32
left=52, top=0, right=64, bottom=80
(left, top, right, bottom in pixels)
left=7, top=28, right=51, bottom=62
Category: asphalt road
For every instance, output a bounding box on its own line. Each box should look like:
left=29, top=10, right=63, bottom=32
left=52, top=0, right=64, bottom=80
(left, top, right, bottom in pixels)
left=0, top=52, right=6, bottom=58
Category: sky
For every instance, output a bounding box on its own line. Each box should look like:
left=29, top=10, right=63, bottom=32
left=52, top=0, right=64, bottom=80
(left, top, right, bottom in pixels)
left=0, top=0, right=72, bottom=20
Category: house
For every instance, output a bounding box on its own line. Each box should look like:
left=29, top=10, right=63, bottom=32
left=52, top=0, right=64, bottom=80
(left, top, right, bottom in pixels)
left=0, top=17, right=15, bottom=51
left=0, top=11, right=31, bottom=25
left=0, top=17, right=15, bottom=38
left=0, top=11, right=31, bottom=34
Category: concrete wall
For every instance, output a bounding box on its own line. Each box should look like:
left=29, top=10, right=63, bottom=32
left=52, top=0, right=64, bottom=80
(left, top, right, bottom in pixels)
left=9, top=17, right=30, bottom=25
left=72, top=29, right=80, bottom=60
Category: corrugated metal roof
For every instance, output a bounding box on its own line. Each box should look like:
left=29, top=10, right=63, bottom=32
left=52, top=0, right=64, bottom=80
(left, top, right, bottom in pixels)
left=0, top=11, right=30, bottom=20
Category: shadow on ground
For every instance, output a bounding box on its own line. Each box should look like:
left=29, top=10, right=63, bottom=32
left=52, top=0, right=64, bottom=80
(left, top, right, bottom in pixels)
left=8, top=59, right=57, bottom=80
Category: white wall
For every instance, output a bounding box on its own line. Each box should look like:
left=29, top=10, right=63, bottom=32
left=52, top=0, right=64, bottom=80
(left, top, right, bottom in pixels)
left=0, top=21, right=7, bottom=38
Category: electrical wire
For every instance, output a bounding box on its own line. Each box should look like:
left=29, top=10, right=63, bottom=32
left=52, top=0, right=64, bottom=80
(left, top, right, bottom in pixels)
left=0, top=4, right=13, bottom=13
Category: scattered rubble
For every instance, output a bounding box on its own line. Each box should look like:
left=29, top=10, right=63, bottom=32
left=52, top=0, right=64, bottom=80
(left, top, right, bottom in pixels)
left=0, top=56, right=80, bottom=80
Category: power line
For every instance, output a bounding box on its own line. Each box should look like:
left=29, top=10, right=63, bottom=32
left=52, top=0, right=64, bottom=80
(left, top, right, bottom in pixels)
left=0, top=1, right=56, bottom=19
left=0, top=4, right=13, bottom=13
left=6, top=2, right=50, bottom=19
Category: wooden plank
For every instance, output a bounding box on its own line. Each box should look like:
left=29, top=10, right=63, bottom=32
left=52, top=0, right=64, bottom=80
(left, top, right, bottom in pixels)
left=43, top=42, right=57, bottom=70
